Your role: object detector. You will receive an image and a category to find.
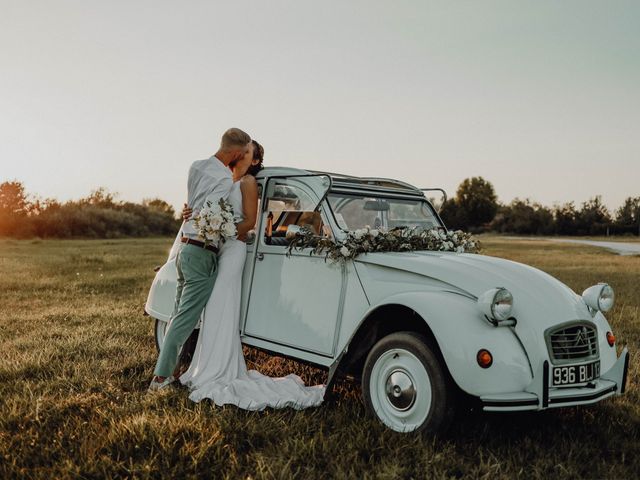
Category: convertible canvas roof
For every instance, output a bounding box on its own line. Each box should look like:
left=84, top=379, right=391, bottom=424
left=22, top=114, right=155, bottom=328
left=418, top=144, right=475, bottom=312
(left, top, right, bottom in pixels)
left=257, top=166, right=424, bottom=196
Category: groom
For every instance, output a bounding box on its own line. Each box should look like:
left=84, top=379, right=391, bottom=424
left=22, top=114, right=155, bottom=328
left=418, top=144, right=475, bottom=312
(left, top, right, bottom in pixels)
left=149, top=127, right=252, bottom=391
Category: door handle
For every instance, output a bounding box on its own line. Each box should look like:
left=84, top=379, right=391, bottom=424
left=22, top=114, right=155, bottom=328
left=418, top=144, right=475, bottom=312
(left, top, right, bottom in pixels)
left=256, top=252, right=264, bottom=261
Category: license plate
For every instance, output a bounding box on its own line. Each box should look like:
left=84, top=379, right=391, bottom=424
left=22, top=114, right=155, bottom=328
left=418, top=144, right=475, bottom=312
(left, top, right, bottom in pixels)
left=552, top=360, right=600, bottom=386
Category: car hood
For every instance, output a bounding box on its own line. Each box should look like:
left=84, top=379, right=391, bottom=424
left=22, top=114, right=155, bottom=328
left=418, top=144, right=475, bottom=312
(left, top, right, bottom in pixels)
left=355, top=251, right=594, bottom=366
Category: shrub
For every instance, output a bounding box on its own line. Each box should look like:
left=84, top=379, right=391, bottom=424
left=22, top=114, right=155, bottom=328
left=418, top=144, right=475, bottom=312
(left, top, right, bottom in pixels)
left=0, top=181, right=180, bottom=239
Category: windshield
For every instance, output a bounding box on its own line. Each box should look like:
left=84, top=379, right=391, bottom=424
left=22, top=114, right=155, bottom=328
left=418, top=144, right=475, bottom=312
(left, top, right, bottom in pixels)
left=327, top=192, right=443, bottom=232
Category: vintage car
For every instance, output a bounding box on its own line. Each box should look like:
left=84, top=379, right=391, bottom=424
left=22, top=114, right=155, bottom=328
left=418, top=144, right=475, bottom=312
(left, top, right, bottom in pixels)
left=145, top=167, right=630, bottom=433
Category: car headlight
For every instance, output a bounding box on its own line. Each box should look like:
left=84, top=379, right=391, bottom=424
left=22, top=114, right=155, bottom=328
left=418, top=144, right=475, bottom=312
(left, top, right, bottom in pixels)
left=582, top=283, right=615, bottom=313
left=478, top=287, right=514, bottom=324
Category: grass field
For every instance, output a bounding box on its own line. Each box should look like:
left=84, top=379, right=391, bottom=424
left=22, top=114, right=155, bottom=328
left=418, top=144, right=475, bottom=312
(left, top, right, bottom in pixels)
left=0, top=237, right=638, bottom=479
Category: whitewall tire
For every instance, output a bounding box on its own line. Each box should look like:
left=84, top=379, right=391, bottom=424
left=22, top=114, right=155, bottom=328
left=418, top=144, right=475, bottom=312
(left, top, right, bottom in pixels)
left=154, top=318, right=168, bottom=352
left=362, top=331, right=454, bottom=434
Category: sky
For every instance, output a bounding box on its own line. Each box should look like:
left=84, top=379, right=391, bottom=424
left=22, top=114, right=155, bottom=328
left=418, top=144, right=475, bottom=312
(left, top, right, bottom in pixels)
left=1, top=1, right=639, bottom=213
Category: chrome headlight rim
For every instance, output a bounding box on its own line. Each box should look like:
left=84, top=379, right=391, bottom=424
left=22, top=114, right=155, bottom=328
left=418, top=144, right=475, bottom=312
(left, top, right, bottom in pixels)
left=582, top=283, right=615, bottom=313
left=478, top=287, right=514, bottom=323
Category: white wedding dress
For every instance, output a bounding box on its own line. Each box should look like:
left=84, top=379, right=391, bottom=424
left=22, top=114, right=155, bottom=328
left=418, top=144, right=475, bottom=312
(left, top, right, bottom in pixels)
left=178, top=181, right=326, bottom=410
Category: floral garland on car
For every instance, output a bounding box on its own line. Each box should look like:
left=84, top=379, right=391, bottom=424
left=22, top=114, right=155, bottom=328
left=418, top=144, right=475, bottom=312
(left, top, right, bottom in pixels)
left=286, top=226, right=480, bottom=262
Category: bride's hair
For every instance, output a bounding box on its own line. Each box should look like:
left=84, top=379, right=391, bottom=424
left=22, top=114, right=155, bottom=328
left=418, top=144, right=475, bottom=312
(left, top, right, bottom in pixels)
left=246, top=140, right=265, bottom=177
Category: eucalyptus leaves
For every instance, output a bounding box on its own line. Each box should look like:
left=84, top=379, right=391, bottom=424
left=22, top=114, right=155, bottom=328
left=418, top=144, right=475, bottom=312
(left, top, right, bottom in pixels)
left=287, top=226, right=480, bottom=262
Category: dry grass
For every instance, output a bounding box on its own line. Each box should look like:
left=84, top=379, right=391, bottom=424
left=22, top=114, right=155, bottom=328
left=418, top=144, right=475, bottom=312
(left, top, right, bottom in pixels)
left=0, top=237, right=638, bottom=479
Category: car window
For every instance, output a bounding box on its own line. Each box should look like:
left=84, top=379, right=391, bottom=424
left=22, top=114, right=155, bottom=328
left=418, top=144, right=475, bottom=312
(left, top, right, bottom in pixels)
left=262, top=179, right=329, bottom=246
left=327, top=193, right=441, bottom=231
left=327, top=195, right=383, bottom=230
left=387, top=199, right=440, bottom=230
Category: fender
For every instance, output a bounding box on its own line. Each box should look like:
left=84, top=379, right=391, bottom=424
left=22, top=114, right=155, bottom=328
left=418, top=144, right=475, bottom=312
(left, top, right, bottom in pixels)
left=145, top=260, right=177, bottom=322
left=592, top=311, right=618, bottom=374
left=331, top=290, right=534, bottom=398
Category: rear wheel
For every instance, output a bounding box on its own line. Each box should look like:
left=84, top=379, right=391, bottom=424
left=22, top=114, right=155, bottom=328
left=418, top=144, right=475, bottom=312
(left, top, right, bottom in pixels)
left=154, top=318, right=168, bottom=352
left=362, top=331, right=455, bottom=434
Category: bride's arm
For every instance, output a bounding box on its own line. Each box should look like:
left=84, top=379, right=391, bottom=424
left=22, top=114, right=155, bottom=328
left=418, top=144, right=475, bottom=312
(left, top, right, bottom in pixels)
left=236, top=175, right=259, bottom=239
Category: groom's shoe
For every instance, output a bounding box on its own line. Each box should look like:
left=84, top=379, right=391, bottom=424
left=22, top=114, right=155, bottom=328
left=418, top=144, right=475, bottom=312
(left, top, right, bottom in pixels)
left=148, top=375, right=175, bottom=393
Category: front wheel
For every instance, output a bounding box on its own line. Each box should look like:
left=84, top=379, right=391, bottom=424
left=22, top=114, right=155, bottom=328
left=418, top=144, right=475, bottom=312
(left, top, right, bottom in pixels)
left=362, top=331, right=455, bottom=434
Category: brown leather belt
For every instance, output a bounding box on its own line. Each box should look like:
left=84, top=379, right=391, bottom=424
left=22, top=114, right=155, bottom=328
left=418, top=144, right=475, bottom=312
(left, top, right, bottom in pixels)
left=180, top=237, right=219, bottom=254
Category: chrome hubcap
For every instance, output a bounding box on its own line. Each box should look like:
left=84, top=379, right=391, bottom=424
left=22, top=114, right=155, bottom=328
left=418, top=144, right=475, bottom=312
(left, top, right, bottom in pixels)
left=385, top=369, right=416, bottom=411
left=370, top=348, right=431, bottom=432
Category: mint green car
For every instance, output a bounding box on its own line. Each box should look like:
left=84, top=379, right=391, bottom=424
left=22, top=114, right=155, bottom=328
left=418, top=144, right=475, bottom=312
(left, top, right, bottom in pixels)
left=146, top=167, right=630, bottom=433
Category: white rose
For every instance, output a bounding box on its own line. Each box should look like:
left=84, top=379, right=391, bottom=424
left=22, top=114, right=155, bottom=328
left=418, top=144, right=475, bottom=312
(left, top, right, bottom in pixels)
left=370, top=229, right=379, bottom=237
left=222, top=222, right=237, bottom=238
left=354, top=228, right=366, bottom=240
left=210, top=218, right=222, bottom=230
left=340, top=246, right=351, bottom=257
left=456, top=246, right=464, bottom=253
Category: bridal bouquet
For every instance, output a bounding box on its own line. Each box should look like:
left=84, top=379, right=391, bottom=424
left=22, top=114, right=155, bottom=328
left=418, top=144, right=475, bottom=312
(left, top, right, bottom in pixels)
left=193, top=199, right=237, bottom=248
left=287, top=226, right=480, bottom=262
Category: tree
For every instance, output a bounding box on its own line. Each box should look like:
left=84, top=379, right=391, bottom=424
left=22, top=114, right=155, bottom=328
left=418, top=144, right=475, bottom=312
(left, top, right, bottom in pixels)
left=491, top=199, right=554, bottom=235
left=553, top=202, right=578, bottom=235
left=143, top=198, right=176, bottom=218
left=0, top=181, right=30, bottom=215
left=0, top=181, right=32, bottom=236
left=574, top=196, right=611, bottom=235
left=616, top=197, right=640, bottom=225
left=81, top=187, right=117, bottom=208
left=454, top=177, right=498, bottom=229
left=439, top=199, right=466, bottom=230
left=0, top=181, right=180, bottom=238
left=614, top=196, right=640, bottom=235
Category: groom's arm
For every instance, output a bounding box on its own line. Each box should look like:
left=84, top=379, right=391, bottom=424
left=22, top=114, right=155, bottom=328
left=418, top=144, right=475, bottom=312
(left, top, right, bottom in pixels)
left=204, top=175, right=233, bottom=207
left=181, top=178, right=233, bottom=218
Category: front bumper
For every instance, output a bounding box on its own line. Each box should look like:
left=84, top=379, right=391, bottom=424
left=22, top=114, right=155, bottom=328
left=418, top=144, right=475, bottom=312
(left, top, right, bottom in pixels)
left=480, top=348, right=629, bottom=412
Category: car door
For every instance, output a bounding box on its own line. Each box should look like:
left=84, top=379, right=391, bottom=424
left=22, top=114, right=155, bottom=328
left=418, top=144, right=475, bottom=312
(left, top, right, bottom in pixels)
left=242, top=175, right=343, bottom=357
left=239, top=180, right=263, bottom=328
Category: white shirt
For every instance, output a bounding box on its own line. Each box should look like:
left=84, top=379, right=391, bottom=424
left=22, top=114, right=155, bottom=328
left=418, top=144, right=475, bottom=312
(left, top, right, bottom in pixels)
left=181, top=155, right=233, bottom=240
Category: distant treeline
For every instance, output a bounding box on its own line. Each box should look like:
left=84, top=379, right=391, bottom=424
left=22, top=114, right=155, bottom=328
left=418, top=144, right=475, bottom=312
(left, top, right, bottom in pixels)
left=439, top=177, right=640, bottom=236
left=0, top=181, right=180, bottom=239
left=1, top=178, right=638, bottom=239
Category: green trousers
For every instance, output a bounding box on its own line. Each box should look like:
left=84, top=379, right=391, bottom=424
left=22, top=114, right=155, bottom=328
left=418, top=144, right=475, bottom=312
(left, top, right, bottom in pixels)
left=154, top=243, right=218, bottom=378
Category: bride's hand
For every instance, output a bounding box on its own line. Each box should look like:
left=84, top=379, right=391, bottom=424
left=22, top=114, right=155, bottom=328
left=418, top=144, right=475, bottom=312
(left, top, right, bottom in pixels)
left=182, top=203, right=193, bottom=220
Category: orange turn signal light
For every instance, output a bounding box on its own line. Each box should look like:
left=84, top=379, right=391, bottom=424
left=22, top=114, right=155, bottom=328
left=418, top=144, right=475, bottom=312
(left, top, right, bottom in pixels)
left=477, top=349, right=493, bottom=368
left=606, top=331, right=616, bottom=347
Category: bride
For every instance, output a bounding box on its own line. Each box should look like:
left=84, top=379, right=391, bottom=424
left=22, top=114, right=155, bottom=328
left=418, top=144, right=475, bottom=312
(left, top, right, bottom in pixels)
left=175, top=140, right=325, bottom=410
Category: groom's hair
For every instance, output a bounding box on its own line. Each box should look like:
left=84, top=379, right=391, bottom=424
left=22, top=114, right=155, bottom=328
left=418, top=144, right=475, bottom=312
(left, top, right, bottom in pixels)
left=221, top=128, right=251, bottom=151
